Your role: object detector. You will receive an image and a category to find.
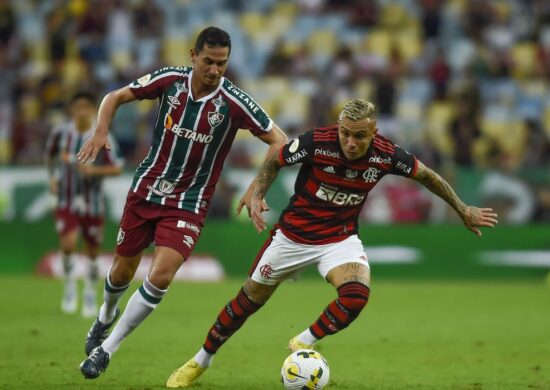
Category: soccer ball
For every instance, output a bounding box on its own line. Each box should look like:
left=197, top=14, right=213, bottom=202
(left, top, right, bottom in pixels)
left=281, top=349, right=330, bottom=389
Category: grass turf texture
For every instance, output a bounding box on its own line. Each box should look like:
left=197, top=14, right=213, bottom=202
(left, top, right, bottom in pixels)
left=1, top=276, right=548, bottom=389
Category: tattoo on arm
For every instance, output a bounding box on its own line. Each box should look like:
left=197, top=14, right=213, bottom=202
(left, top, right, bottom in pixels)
left=414, top=163, right=466, bottom=217
left=253, top=153, right=281, bottom=199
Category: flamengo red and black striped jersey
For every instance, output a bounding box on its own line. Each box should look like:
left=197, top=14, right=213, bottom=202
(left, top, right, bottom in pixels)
left=277, top=126, right=418, bottom=244
left=45, top=122, right=124, bottom=217
left=128, top=66, right=273, bottom=217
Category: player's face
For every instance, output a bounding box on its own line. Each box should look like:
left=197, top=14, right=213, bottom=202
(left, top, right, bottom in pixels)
left=70, top=98, right=95, bottom=128
left=191, top=44, right=229, bottom=88
left=338, top=117, right=378, bottom=160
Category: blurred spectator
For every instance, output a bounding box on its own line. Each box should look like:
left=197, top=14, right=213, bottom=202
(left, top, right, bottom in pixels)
left=521, top=119, right=550, bottom=169
left=264, top=38, right=292, bottom=76
left=449, top=100, right=481, bottom=166
left=429, top=48, right=450, bottom=99
left=0, top=0, right=15, bottom=47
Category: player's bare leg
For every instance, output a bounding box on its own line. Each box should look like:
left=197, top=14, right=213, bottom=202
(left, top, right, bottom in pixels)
left=166, top=278, right=278, bottom=388
left=82, top=242, right=100, bottom=318
left=290, top=262, right=371, bottom=351
left=59, top=229, right=79, bottom=313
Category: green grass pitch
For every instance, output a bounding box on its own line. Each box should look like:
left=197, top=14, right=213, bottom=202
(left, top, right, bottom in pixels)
left=1, top=276, right=549, bottom=389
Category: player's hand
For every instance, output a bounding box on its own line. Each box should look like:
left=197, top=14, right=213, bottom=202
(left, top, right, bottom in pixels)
left=77, top=132, right=111, bottom=164
left=250, top=196, right=269, bottom=232
left=236, top=185, right=269, bottom=218
left=462, top=206, right=498, bottom=236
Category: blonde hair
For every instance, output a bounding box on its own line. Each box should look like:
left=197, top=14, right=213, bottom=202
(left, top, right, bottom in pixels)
left=338, top=99, right=376, bottom=121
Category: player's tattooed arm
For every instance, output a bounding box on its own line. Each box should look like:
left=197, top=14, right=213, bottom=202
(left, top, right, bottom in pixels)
left=412, top=160, right=467, bottom=216
left=412, top=160, right=498, bottom=236
left=253, top=153, right=282, bottom=200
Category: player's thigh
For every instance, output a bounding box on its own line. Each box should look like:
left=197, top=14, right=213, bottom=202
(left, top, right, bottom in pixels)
left=243, top=277, right=279, bottom=304
left=249, top=229, right=318, bottom=286
left=318, top=235, right=371, bottom=288
left=325, top=262, right=371, bottom=288
left=59, top=228, right=79, bottom=253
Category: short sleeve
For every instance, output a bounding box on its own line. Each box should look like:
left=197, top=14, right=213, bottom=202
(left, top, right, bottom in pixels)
left=129, top=67, right=184, bottom=100
left=390, top=144, right=418, bottom=177
left=279, top=129, right=315, bottom=166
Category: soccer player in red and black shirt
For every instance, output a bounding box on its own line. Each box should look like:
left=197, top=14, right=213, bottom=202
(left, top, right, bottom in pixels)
left=167, top=99, right=498, bottom=387
left=78, top=27, right=287, bottom=380
left=45, top=91, right=123, bottom=318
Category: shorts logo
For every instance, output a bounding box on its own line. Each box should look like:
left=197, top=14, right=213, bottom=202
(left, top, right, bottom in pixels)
left=362, top=167, right=379, bottom=183
left=289, top=138, right=300, bottom=153
left=259, top=263, right=274, bottom=278
left=183, top=235, right=195, bottom=248
left=177, top=220, right=200, bottom=234
left=159, top=179, right=175, bottom=194
left=137, top=74, right=151, bottom=86
left=117, top=228, right=125, bottom=245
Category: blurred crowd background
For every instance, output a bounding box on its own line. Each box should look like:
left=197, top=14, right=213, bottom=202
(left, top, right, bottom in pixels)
left=1, top=0, right=550, bottom=223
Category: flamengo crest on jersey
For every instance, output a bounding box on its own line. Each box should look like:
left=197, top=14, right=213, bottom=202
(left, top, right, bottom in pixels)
left=128, top=66, right=273, bottom=217
left=277, top=126, right=417, bottom=244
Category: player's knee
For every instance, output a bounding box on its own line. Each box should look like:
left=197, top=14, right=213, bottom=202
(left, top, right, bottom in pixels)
left=147, top=271, right=174, bottom=290
left=338, top=281, right=370, bottom=311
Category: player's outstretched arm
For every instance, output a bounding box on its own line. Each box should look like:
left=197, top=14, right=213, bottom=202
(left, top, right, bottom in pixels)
left=412, top=160, right=498, bottom=236
left=77, top=86, right=136, bottom=164
left=236, top=124, right=287, bottom=227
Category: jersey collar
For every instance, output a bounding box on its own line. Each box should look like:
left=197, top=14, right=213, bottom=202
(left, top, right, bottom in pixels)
left=188, top=70, right=225, bottom=102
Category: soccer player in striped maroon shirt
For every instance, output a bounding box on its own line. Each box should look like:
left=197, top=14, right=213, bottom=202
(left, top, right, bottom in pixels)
left=45, top=91, right=123, bottom=318
left=78, top=27, right=287, bottom=380
left=167, top=99, right=498, bottom=387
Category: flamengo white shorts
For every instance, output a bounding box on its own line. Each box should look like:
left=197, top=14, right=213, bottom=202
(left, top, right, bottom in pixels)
left=250, top=229, right=370, bottom=285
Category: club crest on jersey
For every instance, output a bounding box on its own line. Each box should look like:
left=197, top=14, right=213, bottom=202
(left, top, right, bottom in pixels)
left=208, top=111, right=224, bottom=128
left=363, top=167, right=380, bottom=183
left=137, top=73, right=151, bottom=86
left=167, top=95, right=181, bottom=110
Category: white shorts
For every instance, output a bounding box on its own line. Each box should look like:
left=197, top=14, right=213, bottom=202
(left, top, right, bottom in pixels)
left=250, top=229, right=370, bottom=285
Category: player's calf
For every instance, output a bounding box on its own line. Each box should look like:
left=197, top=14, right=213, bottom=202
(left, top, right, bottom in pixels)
left=297, top=281, right=370, bottom=346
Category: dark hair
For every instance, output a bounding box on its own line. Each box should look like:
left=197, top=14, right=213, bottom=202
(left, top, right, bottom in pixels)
left=70, top=91, right=97, bottom=105
left=194, top=26, right=231, bottom=55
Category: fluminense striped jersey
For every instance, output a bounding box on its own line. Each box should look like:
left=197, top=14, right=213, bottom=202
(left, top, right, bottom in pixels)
left=277, top=126, right=418, bottom=244
left=45, top=122, right=124, bottom=217
left=128, top=66, right=273, bottom=217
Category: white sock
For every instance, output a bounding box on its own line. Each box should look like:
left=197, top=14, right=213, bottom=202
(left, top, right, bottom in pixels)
left=297, top=329, right=318, bottom=346
left=84, top=259, right=99, bottom=289
left=194, top=347, right=214, bottom=368
left=98, top=269, right=129, bottom=324
left=61, top=253, right=74, bottom=282
left=102, top=277, right=167, bottom=356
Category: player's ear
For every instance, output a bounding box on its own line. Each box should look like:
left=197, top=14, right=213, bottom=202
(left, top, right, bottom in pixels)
left=190, top=48, right=196, bottom=63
